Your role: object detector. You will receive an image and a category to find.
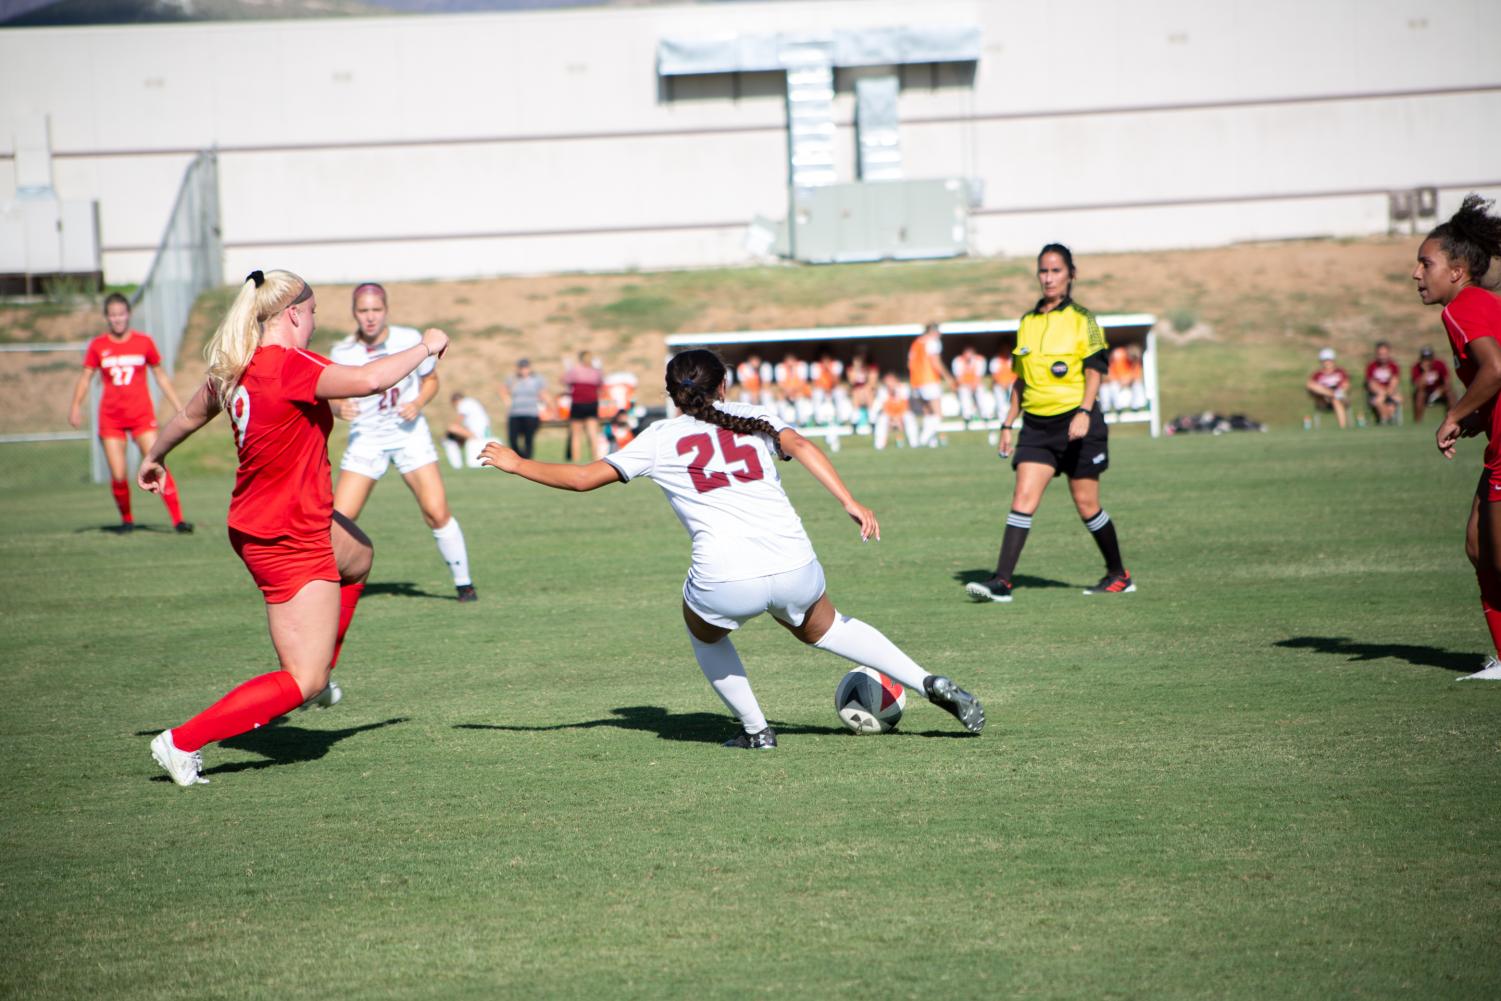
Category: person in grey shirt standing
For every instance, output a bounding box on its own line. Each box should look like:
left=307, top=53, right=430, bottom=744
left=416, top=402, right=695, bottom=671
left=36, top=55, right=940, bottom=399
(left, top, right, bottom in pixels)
left=499, top=358, right=552, bottom=459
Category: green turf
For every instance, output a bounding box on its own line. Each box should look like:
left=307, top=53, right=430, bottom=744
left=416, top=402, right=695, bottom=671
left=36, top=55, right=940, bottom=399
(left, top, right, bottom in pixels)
left=2, top=424, right=1498, bottom=1000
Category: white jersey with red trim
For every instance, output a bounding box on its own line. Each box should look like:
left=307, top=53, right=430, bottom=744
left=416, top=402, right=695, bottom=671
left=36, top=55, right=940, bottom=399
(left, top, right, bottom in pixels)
left=329, top=325, right=437, bottom=449
left=604, top=403, right=816, bottom=583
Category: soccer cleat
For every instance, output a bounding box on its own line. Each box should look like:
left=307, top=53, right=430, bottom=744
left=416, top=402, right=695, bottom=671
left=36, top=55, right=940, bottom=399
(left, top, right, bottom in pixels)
left=1083, top=570, right=1135, bottom=595
left=965, top=577, right=1012, bottom=603
left=174, top=521, right=194, bottom=534
left=924, top=675, right=986, bottom=734
left=150, top=730, right=209, bottom=786
left=116, top=522, right=135, bottom=534
left=300, top=679, right=342, bottom=710
left=723, top=725, right=778, bottom=749
left=1457, top=656, right=1501, bottom=681
left=456, top=584, right=478, bottom=603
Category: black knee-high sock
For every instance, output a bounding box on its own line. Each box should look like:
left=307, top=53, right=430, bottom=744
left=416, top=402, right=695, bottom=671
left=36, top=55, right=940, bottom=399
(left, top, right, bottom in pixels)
left=993, top=510, right=1033, bottom=582
left=1082, top=509, right=1124, bottom=574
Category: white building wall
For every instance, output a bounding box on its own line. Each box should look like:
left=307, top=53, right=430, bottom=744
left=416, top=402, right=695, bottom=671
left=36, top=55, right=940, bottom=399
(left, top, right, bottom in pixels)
left=1, top=0, right=1498, bottom=284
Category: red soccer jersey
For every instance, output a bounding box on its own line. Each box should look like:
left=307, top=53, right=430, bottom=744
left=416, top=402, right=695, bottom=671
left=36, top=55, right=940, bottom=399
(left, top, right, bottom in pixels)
left=223, top=345, right=334, bottom=541
left=1310, top=367, right=1349, bottom=392
left=1365, top=359, right=1400, bottom=388
left=1443, top=286, right=1501, bottom=392
left=84, top=331, right=160, bottom=424
left=1412, top=358, right=1450, bottom=389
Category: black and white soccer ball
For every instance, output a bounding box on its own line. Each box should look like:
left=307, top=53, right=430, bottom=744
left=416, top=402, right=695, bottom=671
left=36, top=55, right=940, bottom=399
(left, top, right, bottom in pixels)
left=834, top=667, right=906, bottom=734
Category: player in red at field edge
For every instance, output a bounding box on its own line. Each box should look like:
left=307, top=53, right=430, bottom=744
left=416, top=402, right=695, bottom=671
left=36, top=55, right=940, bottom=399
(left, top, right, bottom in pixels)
left=1417, top=194, right=1501, bottom=681
left=67, top=293, right=193, bottom=532
left=138, top=269, right=449, bottom=785
left=479, top=348, right=984, bottom=747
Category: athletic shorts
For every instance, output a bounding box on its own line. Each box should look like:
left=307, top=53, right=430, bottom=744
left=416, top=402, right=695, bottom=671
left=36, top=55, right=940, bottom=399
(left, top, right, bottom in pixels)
left=1013, top=409, right=1109, bottom=479
left=97, top=414, right=157, bottom=439
left=683, top=559, right=825, bottom=632
left=570, top=401, right=599, bottom=420
left=340, top=430, right=439, bottom=479
left=230, top=528, right=339, bottom=604
left=914, top=382, right=943, bottom=403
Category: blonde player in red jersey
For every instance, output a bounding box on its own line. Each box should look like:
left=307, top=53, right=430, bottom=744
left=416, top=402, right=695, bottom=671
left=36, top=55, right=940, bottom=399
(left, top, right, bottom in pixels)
left=480, top=349, right=984, bottom=747
left=68, top=294, right=192, bottom=532
left=137, top=270, right=449, bottom=786
left=1417, top=195, right=1501, bottom=681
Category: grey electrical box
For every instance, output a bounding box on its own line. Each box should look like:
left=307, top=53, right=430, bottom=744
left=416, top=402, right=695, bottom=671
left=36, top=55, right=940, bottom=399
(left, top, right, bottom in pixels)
left=790, top=178, right=968, bottom=264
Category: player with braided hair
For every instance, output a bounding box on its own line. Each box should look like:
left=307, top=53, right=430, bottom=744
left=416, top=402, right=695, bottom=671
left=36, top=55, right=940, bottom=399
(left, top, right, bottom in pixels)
left=479, top=348, right=985, bottom=746
left=1417, top=194, right=1501, bottom=680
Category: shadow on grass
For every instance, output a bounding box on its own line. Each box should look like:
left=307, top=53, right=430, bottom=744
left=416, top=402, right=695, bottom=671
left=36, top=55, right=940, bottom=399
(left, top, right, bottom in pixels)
left=363, top=581, right=452, bottom=601
left=1275, top=636, right=1477, bottom=673
left=137, top=716, right=409, bottom=780
left=952, top=568, right=1072, bottom=590
left=77, top=523, right=171, bottom=534
left=456, top=705, right=972, bottom=742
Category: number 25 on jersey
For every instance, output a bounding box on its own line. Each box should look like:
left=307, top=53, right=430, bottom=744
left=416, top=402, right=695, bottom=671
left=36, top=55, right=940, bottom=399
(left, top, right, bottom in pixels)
left=677, top=428, right=764, bottom=494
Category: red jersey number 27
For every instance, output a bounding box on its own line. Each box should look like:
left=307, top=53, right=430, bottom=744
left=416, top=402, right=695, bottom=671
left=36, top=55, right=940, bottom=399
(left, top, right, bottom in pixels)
left=676, top=428, right=765, bottom=494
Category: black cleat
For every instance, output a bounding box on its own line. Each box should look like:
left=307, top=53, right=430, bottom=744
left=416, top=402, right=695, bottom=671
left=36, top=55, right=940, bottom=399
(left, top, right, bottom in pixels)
left=924, top=676, right=985, bottom=734
left=174, top=521, right=194, bottom=534
left=116, top=522, right=135, bottom=534
left=1083, top=569, right=1135, bottom=595
left=456, top=584, right=478, bottom=603
left=723, top=726, right=778, bottom=750
left=964, top=576, right=1012, bottom=603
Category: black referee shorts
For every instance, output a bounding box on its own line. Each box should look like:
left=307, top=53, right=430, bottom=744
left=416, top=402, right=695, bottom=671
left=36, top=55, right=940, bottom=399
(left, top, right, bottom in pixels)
left=1012, top=409, right=1110, bottom=479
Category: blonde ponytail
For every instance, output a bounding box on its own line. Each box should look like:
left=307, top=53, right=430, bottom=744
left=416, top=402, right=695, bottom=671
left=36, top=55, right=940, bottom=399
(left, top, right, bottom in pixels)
left=204, top=269, right=311, bottom=403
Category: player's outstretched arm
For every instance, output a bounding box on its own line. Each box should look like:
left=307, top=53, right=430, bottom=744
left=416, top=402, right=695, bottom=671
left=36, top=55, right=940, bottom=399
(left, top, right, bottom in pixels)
left=315, top=328, right=448, bottom=401
left=478, top=442, right=620, bottom=492
left=778, top=428, right=879, bottom=541
left=138, top=382, right=222, bottom=492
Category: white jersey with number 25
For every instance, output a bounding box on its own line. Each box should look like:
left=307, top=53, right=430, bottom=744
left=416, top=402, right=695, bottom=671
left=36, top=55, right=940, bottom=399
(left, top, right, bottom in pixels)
left=603, top=403, right=816, bottom=584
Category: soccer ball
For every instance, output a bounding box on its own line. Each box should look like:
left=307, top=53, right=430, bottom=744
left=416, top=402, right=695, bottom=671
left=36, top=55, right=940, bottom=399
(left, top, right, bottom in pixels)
left=834, top=667, right=905, bottom=734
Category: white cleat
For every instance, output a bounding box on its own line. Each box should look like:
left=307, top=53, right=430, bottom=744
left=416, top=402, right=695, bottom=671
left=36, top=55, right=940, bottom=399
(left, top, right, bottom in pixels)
left=150, top=730, right=208, bottom=786
left=300, top=679, right=342, bottom=709
left=1457, top=657, right=1501, bottom=681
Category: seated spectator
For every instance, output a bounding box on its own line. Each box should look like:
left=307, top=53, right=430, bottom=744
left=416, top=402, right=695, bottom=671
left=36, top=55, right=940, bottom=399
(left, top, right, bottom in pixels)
left=1306, top=348, right=1350, bottom=428
left=847, top=352, right=876, bottom=429
left=810, top=346, right=848, bottom=425
left=736, top=353, right=773, bottom=407
left=443, top=392, right=494, bottom=469
left=774, top=352, right=813, bottom=425
left=951, top=343, right=988, bottom=426
left=873, top=372, right=918, bottom=450
left=1365, top=341, right=1402, bottom=425
left=990, top=346, right=1016, bottom=422
left=1411, top=346, right=1454, bottom=422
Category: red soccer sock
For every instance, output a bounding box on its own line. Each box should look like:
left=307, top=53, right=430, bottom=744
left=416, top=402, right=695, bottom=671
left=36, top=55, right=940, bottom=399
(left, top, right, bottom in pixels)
left=159, top=469, right=184, bottom=524
left=330, top=582, right=365, bottom=670
left=110, top=478, right=132, bottom=523
left=1477, top=563, right=1501, bottom=657
left=171, top=670, right=306, bottom=753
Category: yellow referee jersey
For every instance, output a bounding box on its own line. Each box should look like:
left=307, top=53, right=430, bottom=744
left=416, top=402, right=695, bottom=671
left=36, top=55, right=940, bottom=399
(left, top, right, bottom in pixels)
left=1013, top=300, right=1109, bottom=417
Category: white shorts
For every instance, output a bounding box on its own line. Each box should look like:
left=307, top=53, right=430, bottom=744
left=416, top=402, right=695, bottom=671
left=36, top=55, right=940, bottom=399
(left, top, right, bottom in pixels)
left=340, top=430, right=439, bottom=480
left=683, top=560, right=826, bottom=631
left=915, top=382, right=943, bottom=403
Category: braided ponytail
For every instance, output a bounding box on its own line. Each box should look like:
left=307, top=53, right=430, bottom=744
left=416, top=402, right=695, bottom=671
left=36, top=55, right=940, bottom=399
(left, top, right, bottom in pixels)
left=1428, top=194, right=1501, bottom=286
left=667, top=349, right=790, bottom=461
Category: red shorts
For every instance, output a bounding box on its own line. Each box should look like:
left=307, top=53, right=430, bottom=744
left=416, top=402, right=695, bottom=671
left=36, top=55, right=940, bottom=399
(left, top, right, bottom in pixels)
left=229, top=528, right=339, bottom=604
left=97, top=412, right=157, bottom=439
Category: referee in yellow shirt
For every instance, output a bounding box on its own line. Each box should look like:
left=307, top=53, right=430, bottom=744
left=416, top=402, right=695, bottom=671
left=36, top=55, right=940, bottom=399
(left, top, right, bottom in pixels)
left=966, top=243, right=1133, bottom=603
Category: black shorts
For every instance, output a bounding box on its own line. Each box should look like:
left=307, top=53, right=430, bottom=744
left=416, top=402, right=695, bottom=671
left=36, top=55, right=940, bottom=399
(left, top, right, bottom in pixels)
left=570, top=401, right=599, bottom=420
left=1012, top=409, right=1110, bottom=479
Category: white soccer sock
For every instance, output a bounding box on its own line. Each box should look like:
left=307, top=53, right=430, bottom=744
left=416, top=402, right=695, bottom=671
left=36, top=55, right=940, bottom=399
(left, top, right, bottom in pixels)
left=687, top=630, right=768, bottom=734
left=812, top=613, right=930, bottom=693
left=432, top=517, right=472, bottom=587
left=921, top=412, right=940, bottom=446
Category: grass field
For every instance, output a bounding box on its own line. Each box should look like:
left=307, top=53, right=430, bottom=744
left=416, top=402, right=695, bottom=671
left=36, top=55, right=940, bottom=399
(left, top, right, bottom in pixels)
left=3, top=424, right=1499, bottom=1000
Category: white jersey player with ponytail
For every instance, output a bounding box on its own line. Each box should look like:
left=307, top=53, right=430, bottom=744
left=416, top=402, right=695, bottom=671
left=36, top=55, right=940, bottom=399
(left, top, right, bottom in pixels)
left=480, top=348, right=984, bottom=748
left=330, top=282, right=478, bottom=602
